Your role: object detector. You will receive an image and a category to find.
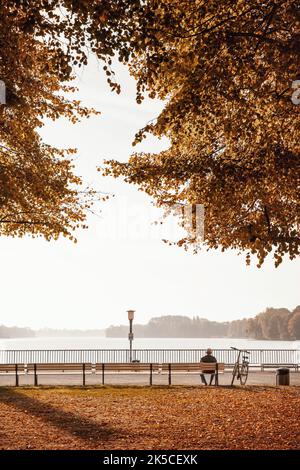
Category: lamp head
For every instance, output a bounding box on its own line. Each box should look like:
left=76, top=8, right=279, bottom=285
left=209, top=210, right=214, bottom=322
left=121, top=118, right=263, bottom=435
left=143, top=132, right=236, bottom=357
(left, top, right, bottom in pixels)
left=127, top=310, right=135, bottom=321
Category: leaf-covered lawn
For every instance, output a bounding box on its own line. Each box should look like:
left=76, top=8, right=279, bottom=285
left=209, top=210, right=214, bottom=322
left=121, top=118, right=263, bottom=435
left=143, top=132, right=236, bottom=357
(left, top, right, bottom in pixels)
left=0, top=386, right=299, bottom=450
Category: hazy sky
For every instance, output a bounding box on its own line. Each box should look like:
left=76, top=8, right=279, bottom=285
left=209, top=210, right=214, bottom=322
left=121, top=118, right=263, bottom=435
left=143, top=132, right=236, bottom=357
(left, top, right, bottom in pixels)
left=0, top=57, right=299, bottom=330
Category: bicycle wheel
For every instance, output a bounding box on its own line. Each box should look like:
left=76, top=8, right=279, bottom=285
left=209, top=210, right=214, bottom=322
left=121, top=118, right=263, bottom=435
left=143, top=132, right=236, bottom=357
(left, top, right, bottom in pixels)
left=239, top=362, right=249, bottom=385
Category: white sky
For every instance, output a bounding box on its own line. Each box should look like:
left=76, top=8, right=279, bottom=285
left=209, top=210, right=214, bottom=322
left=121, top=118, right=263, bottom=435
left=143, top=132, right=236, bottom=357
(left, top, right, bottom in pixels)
left=0, top=57, right=299, bottom=330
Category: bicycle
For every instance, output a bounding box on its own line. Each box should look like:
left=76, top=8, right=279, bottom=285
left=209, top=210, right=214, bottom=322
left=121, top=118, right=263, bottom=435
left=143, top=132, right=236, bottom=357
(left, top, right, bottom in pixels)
left=230, top=347, right=250, bottom=386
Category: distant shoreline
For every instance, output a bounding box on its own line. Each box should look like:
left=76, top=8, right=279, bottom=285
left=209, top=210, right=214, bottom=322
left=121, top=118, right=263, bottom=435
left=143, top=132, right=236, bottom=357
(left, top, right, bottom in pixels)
left=1, top=306, right=300, bottom=341
left=1, top=334, right=295, bottom=341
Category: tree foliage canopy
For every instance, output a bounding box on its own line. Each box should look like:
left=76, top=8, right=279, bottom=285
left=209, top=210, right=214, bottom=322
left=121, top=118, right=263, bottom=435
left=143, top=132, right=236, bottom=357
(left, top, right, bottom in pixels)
left=0, top=0, right=167, bottom=240
left=0, top=0, right=141, bottom=239
left=104, top=0, right=300, bottom=266
left=1, top=1, right=299, bottom=261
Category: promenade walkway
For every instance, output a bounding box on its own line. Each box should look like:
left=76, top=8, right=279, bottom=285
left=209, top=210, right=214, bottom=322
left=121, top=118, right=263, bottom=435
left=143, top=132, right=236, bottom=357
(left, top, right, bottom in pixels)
left=1, top=370, right=300, bottom=387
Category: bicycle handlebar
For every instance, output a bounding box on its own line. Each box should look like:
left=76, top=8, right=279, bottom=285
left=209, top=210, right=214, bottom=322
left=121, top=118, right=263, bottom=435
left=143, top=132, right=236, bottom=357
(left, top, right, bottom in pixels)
left=230, top=346, right=250, bottom=354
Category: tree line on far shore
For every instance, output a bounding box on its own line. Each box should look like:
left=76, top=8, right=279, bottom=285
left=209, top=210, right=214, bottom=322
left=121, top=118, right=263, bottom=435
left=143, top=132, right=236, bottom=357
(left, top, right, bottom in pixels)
left=106, top=306, right=300, bottom=340
left=0, top=326, right=105, bottom=339
left=0, top=325, right=34, bottom=338
left=2, top=306, right=300, bottom=340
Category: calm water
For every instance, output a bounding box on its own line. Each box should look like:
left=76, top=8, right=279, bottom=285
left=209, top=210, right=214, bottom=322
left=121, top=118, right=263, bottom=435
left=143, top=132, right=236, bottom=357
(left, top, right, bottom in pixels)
left=0, top=337, right=299, bottom=350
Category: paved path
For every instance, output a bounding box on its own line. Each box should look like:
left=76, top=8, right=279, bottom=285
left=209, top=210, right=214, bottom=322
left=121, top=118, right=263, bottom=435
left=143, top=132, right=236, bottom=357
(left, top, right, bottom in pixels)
left=1, top=370, right=300, bottom=387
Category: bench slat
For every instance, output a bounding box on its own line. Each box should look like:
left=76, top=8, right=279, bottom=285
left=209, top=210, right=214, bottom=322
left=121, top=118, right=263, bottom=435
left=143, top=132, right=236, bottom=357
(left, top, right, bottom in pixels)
left=0, top=362, right=225, bottom=374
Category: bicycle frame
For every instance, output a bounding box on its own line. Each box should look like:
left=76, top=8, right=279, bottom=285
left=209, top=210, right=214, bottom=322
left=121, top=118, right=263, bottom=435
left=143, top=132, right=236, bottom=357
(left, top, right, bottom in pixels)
left=230, top=347, right=250, bottom=386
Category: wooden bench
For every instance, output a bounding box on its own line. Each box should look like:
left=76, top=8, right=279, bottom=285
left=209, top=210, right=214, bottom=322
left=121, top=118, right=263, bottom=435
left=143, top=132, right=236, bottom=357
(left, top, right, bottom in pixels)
left=97, top=363, right=153, bottom=385
left=0, top=362, right=225, bottom=386
left=28, top=363, right=94, bottom=386
left=0, top=363, right=92, bottom=386
left=99, top=362, right=225, bottom=386
left=0, top=364, right=17, bottom=373
left=0, top=364, right=21, bottom=386
left=170, top=362, right=225, bottom=385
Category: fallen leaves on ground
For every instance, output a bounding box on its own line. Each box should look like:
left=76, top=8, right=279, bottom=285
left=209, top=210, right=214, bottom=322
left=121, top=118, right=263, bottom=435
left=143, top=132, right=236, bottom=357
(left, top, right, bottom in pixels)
left=0, top=385, right=299, bottom=450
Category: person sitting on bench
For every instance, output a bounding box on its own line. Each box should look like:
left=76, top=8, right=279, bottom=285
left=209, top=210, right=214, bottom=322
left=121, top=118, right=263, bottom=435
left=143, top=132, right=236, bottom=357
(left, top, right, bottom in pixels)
left=200, top=348, right=217, bottom=386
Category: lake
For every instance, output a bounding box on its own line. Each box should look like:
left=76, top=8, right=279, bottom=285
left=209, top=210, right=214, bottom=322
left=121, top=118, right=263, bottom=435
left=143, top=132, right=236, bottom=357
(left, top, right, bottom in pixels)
left=0, top=336, right=299, bottom=350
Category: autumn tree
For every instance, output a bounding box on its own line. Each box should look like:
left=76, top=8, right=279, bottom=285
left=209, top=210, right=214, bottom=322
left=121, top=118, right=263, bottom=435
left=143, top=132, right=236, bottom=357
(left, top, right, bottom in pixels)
left=248, top=307, right=292, bottom=339
left=260, top=308, right=291, bottom=339
left=2, top=0, right=299, bottom=262
left=105, top=0, right=300, bottom=267
left=227, top=319, right=249, bottom=338
left=0, top=2, right=94, bottom=239
left=0, top=0, right=145, bottom=239
left=247, top=317, right=264, bottom=340
left=288, top=307, right=300, bottom=339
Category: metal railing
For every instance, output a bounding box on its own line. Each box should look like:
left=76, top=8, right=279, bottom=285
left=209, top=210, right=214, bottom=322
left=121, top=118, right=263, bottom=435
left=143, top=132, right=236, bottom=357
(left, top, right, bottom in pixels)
left=0, top=348, right=299, bottom=365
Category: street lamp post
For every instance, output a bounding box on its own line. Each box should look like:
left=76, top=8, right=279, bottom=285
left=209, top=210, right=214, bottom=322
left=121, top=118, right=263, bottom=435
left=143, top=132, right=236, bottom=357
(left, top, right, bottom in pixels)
left=127, top=310, right=135, bottom=362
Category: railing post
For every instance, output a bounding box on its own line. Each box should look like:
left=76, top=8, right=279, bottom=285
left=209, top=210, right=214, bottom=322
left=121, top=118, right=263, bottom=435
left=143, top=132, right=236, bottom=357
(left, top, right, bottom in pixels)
left=102, top=363, right=105, bottom=385
left=168, top=363, right=171, bottom=386
left=15, top=364, right=19, bottom=387
left=34, top=364, right=38, bottom=386
left=150, top=363, right=153, bottom=386
left=82, top=363, right=85, bottom=386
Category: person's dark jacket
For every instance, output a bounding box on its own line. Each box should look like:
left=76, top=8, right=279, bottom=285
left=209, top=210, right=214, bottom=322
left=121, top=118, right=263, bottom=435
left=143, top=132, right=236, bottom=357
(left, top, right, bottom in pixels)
left=200, top=354, right=217, bottom=374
